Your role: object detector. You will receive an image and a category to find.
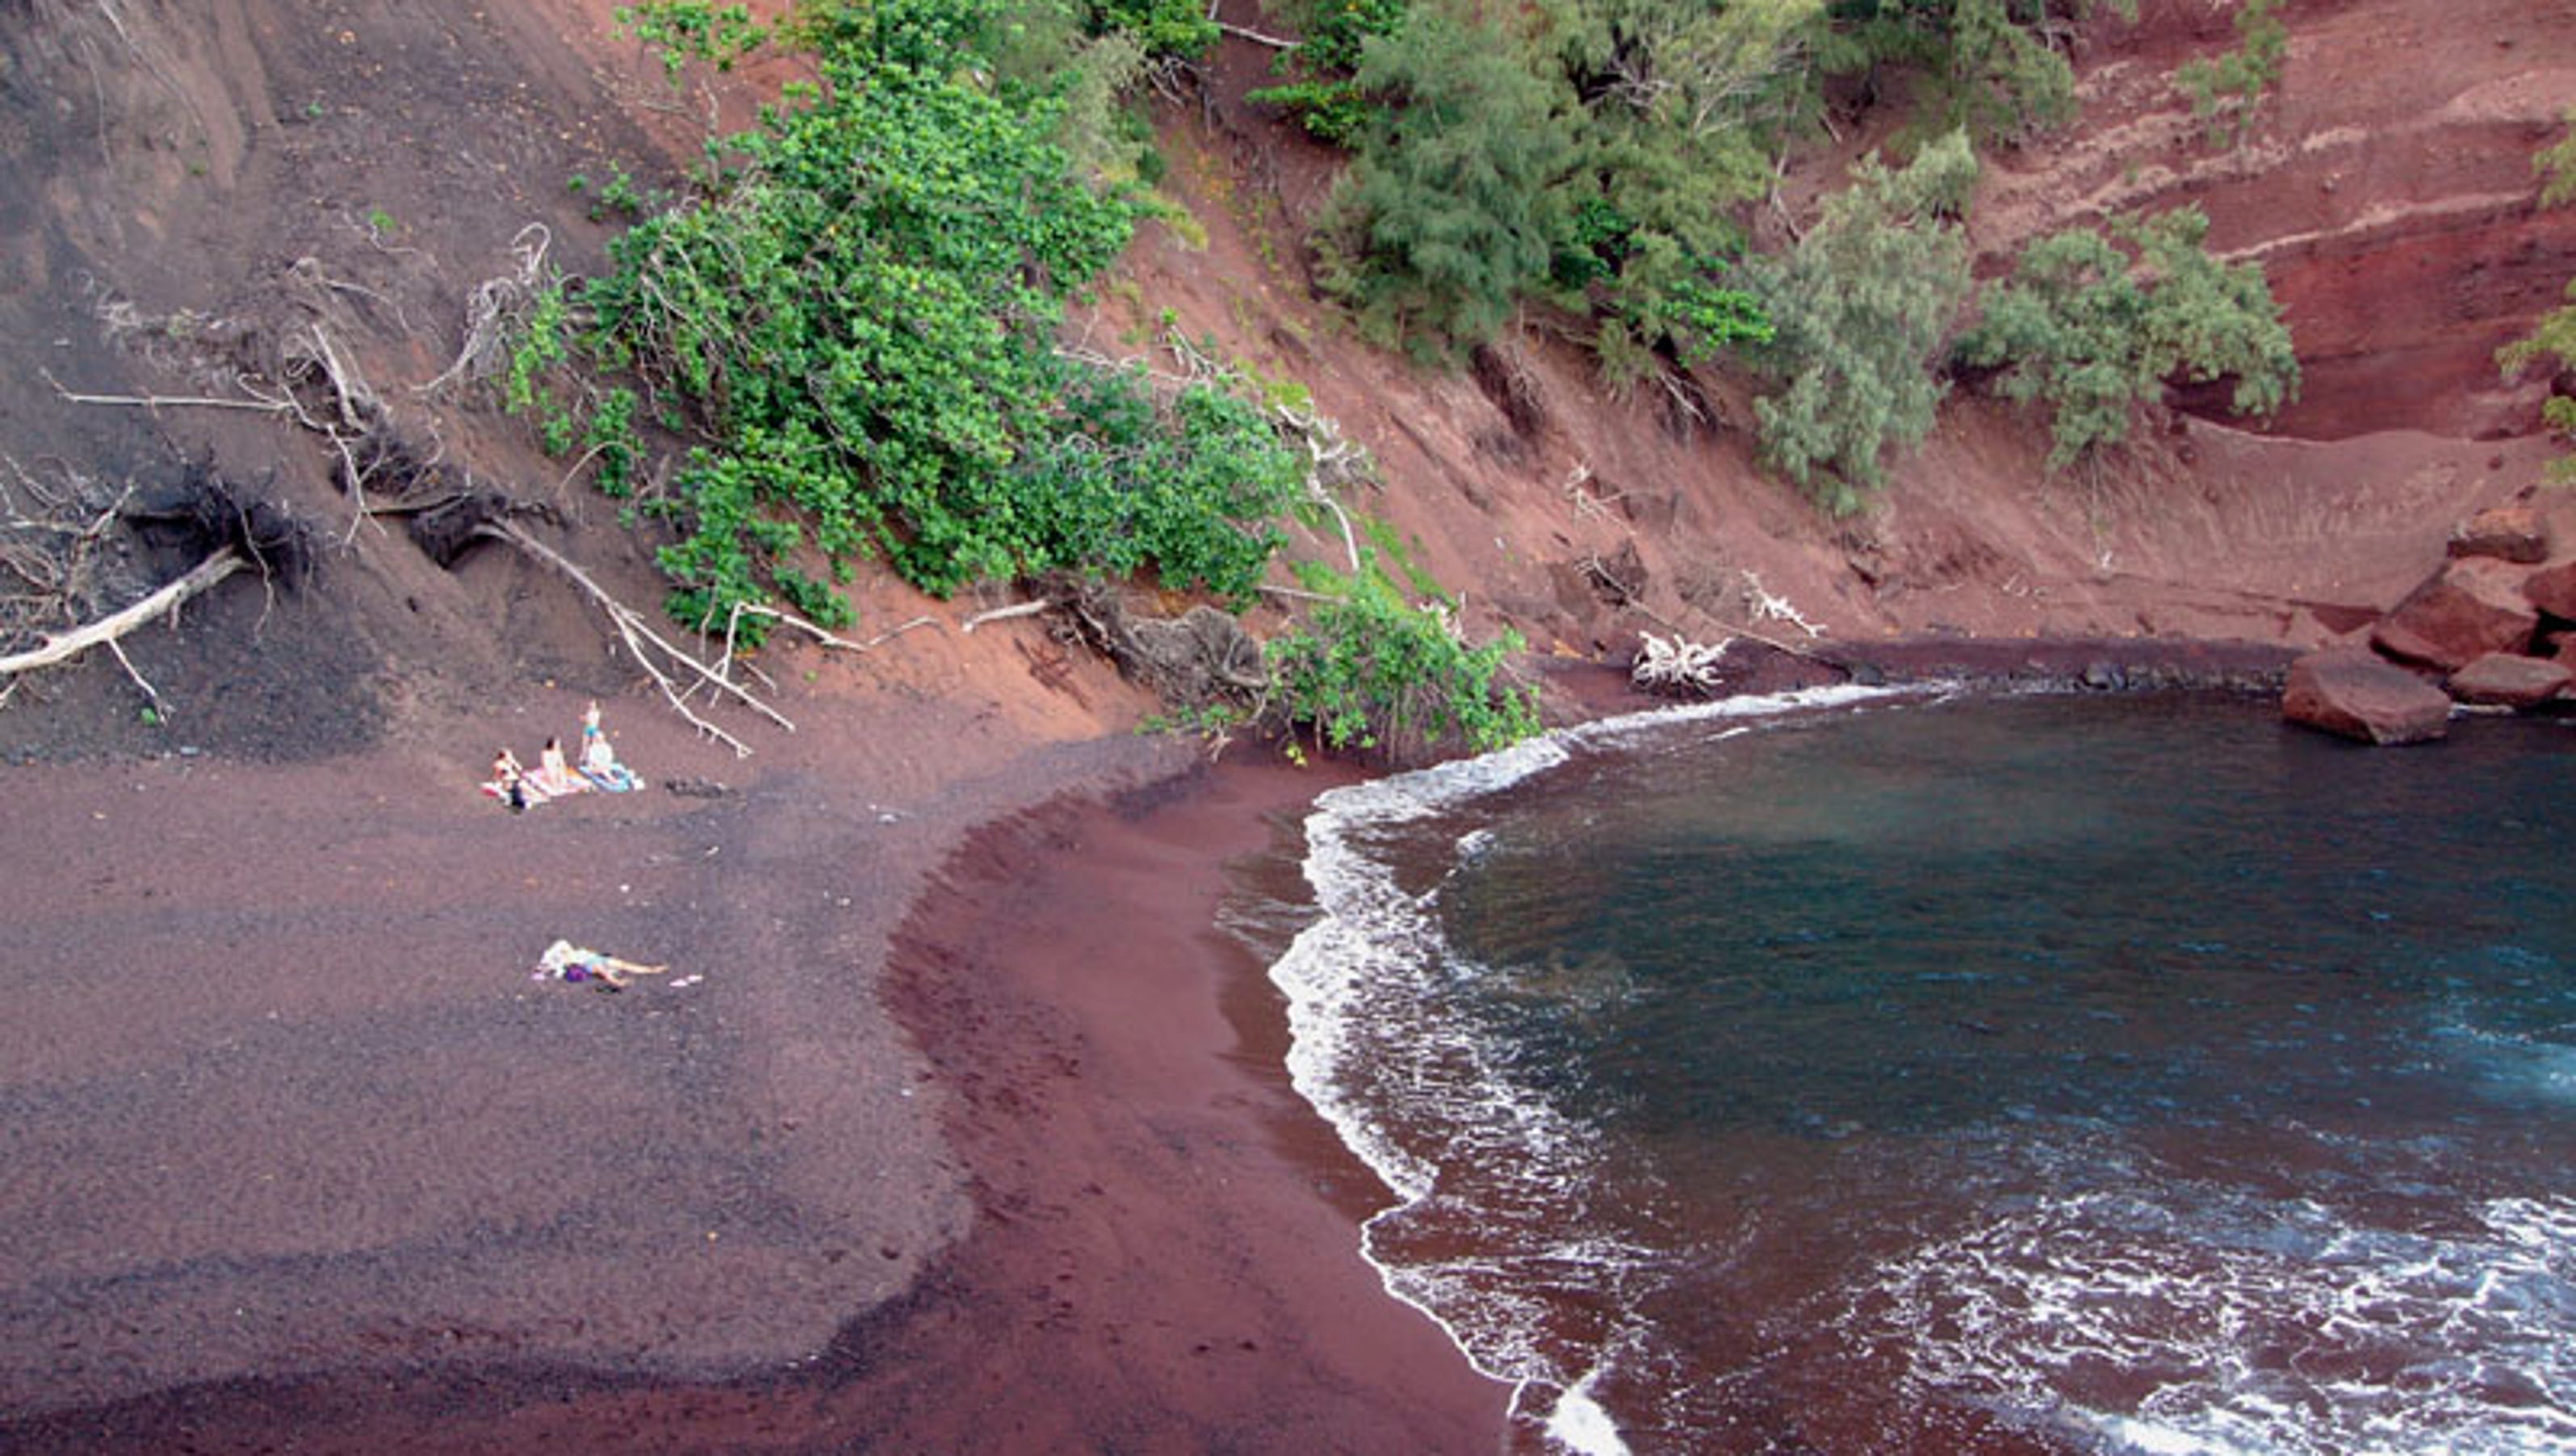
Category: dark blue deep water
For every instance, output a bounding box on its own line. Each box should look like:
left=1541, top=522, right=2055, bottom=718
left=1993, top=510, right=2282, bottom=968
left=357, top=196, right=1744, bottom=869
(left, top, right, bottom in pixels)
left=1264, top=690, right=2576, bottom=1454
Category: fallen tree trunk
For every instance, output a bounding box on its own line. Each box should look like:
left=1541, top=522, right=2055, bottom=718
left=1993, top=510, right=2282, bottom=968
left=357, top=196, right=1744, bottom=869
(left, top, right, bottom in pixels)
left=0, top=546, right=246, bottom=682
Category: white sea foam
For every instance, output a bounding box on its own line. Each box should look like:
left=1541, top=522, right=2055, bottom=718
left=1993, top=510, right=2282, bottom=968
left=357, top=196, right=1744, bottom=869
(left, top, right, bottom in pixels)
left=2432, top=1017, right=2576, bottom=1107
left=1268, top=683, right=1915, bottom=1453
left=1545, top=1363, right=1627, bottom=1455
left=1849, top=1148, right=2576, bottom=1456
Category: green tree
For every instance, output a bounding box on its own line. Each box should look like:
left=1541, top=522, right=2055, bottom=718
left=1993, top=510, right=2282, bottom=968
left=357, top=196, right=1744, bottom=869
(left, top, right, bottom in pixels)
left=1546, top=0, right=1816, bottom=379
left=1820, top=0, right=2135, bottom=143
left=1742, top=130, right=1978, bottom=512
left=1958, top=206, right=2297, bottom=467
left=1313, top=2, right=1585, bottom=359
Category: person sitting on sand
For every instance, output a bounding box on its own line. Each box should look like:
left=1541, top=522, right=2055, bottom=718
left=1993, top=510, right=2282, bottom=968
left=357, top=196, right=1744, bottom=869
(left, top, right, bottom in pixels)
left=534, top=938, right=668, bottom=991
left=490, top=748, right=530, bottom=813
left=534, top=736, right=584, bottom=795
left=579, top=724, right=642, bottom=792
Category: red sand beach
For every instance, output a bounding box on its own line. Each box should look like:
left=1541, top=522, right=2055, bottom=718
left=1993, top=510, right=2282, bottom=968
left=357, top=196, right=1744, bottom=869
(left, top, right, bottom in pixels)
left=0, top=714, right=1511, bottom=1452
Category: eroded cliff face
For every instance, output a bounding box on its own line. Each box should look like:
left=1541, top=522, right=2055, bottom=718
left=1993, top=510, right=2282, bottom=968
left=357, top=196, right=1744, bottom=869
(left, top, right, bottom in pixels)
left=0, top=0, right=2569, bottom=763
left=1979, top=0, right=2576, bottom=443
left=1126, top=0, right=2576, bottom=669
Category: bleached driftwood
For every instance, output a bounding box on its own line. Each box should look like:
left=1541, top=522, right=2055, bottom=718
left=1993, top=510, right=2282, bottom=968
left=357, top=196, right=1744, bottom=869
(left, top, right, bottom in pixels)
left=1631, top=631, right=1731, bottom=694
left=1741, top=569, right=1824, bottom=639
left=0, top=547, right=247, bottom=704
left=960, top=598, right=1053, bottom=635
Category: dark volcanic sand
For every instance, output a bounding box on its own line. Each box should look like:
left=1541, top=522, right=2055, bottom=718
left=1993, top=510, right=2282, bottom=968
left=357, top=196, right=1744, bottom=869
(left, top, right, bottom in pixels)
left=0, top=733, right=1509, bottom=1452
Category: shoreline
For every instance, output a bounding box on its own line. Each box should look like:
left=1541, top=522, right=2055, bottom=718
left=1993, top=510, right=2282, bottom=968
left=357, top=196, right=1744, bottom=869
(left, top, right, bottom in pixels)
left=0, top=640, right=2306, bottom=1451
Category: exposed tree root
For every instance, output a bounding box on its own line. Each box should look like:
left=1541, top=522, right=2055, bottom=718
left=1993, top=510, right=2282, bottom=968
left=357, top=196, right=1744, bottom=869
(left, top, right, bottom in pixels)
left=2, top=456, right=312, bottom=710
left=467, top=518, right=790, bottom=757
left=1028, top=574, right=1270, bottom=703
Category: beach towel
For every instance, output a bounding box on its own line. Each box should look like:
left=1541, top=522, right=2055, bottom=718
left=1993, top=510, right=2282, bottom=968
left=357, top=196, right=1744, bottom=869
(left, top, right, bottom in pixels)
left=580, top=763, right=644, bottom=792
left=483, top=776, right=564, bottom=808
left=479, top=773, right=589, bottom=804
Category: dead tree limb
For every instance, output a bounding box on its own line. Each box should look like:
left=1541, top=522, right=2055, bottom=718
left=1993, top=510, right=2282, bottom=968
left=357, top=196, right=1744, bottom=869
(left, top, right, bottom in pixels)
left=960, top=598, right=1053, bottom=634
left=0, top=546, right=246, bottom=685
left=470, top=519, right=788, bottom=756
left=1213, top=19, right=1300, bottom=49
left=1582, top=552, right=1832, bottom=663
left=725, top=602, right=938, bottom=654
left=43, top=367, right=299, bottom=418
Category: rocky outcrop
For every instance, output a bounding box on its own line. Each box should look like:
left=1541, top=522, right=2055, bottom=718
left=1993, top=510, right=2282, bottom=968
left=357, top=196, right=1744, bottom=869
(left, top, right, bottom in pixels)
left=2369, top=556, right=2540, bottom=669
left=2448, top=506, right=2552, bottom=564
left=1978, top=0, right=2576, bottom=443
left=2296, top=510, right=2576, bottom=741
left=2283, top=648, right=2452, bottom=744
left=2524, top=558, right=2576, bottom=621
left=2448, top=651, right=2574, bottom=707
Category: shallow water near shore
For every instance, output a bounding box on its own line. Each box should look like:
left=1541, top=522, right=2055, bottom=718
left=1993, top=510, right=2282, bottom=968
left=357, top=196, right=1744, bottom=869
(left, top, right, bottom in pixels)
left=1247, top=690, right=2576, bottom=1454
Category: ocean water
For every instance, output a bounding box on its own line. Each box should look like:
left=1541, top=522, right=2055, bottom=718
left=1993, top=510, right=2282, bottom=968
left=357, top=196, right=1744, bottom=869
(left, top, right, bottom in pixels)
left=1257, top=690, right=2576, bottom=1455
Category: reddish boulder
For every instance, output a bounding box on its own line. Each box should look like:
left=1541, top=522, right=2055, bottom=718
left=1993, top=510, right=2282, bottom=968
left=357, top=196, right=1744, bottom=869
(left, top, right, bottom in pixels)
left=2448, top=652, right=2574, bottom=708
left=2446, top=506, right=2551, bottom=564
left=2371, top=557, right=2539, bottom=671
left=2525, top=558, right=2576, bottom=621
left=2283, top=650, right=2452, bottom=745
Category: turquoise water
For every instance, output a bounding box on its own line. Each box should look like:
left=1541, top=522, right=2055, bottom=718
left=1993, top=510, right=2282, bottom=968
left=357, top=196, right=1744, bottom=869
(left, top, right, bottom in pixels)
left=1264, top=691, right=2576, bottom=1454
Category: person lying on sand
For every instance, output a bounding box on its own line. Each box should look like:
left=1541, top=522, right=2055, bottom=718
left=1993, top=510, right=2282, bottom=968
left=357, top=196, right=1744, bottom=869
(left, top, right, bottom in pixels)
left=534, top=938, right=668, bottom=991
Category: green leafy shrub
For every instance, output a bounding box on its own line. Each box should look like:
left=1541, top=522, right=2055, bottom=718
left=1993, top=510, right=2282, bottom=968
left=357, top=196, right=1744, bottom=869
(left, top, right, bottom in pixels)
left=1247, top=0, right=1411, bottom=144
left=509, top=0, right=1307, bottom=638
left=2501, top=110, right=2576, bottom=480
left=2536, top=103, right=2576, bottom=208
left=1264, top=553, right=1542, bottom=763
left=1742, top=131, right=1978, bottom=513
left=2499, top=286, right=2576, bottom=481
left=1956, top=207, right=2298, bottom=467
left=614, top=2, right=769, bottom=78
left=2172, top=0, right=2286, bottom=146
left=1089, top=0, right=1220, bottom=57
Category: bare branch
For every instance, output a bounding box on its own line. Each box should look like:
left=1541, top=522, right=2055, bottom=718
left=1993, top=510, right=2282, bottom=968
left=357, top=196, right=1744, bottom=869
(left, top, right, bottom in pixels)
left=961, top=598, right=1053, bottom=634
left=0, top=547, right=246, bottom=681
left=1214, top=19, right=1300, bottom=49
left=470, top=519, right=790, bottom=756
left=43, top=367, right=299, bottom=417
